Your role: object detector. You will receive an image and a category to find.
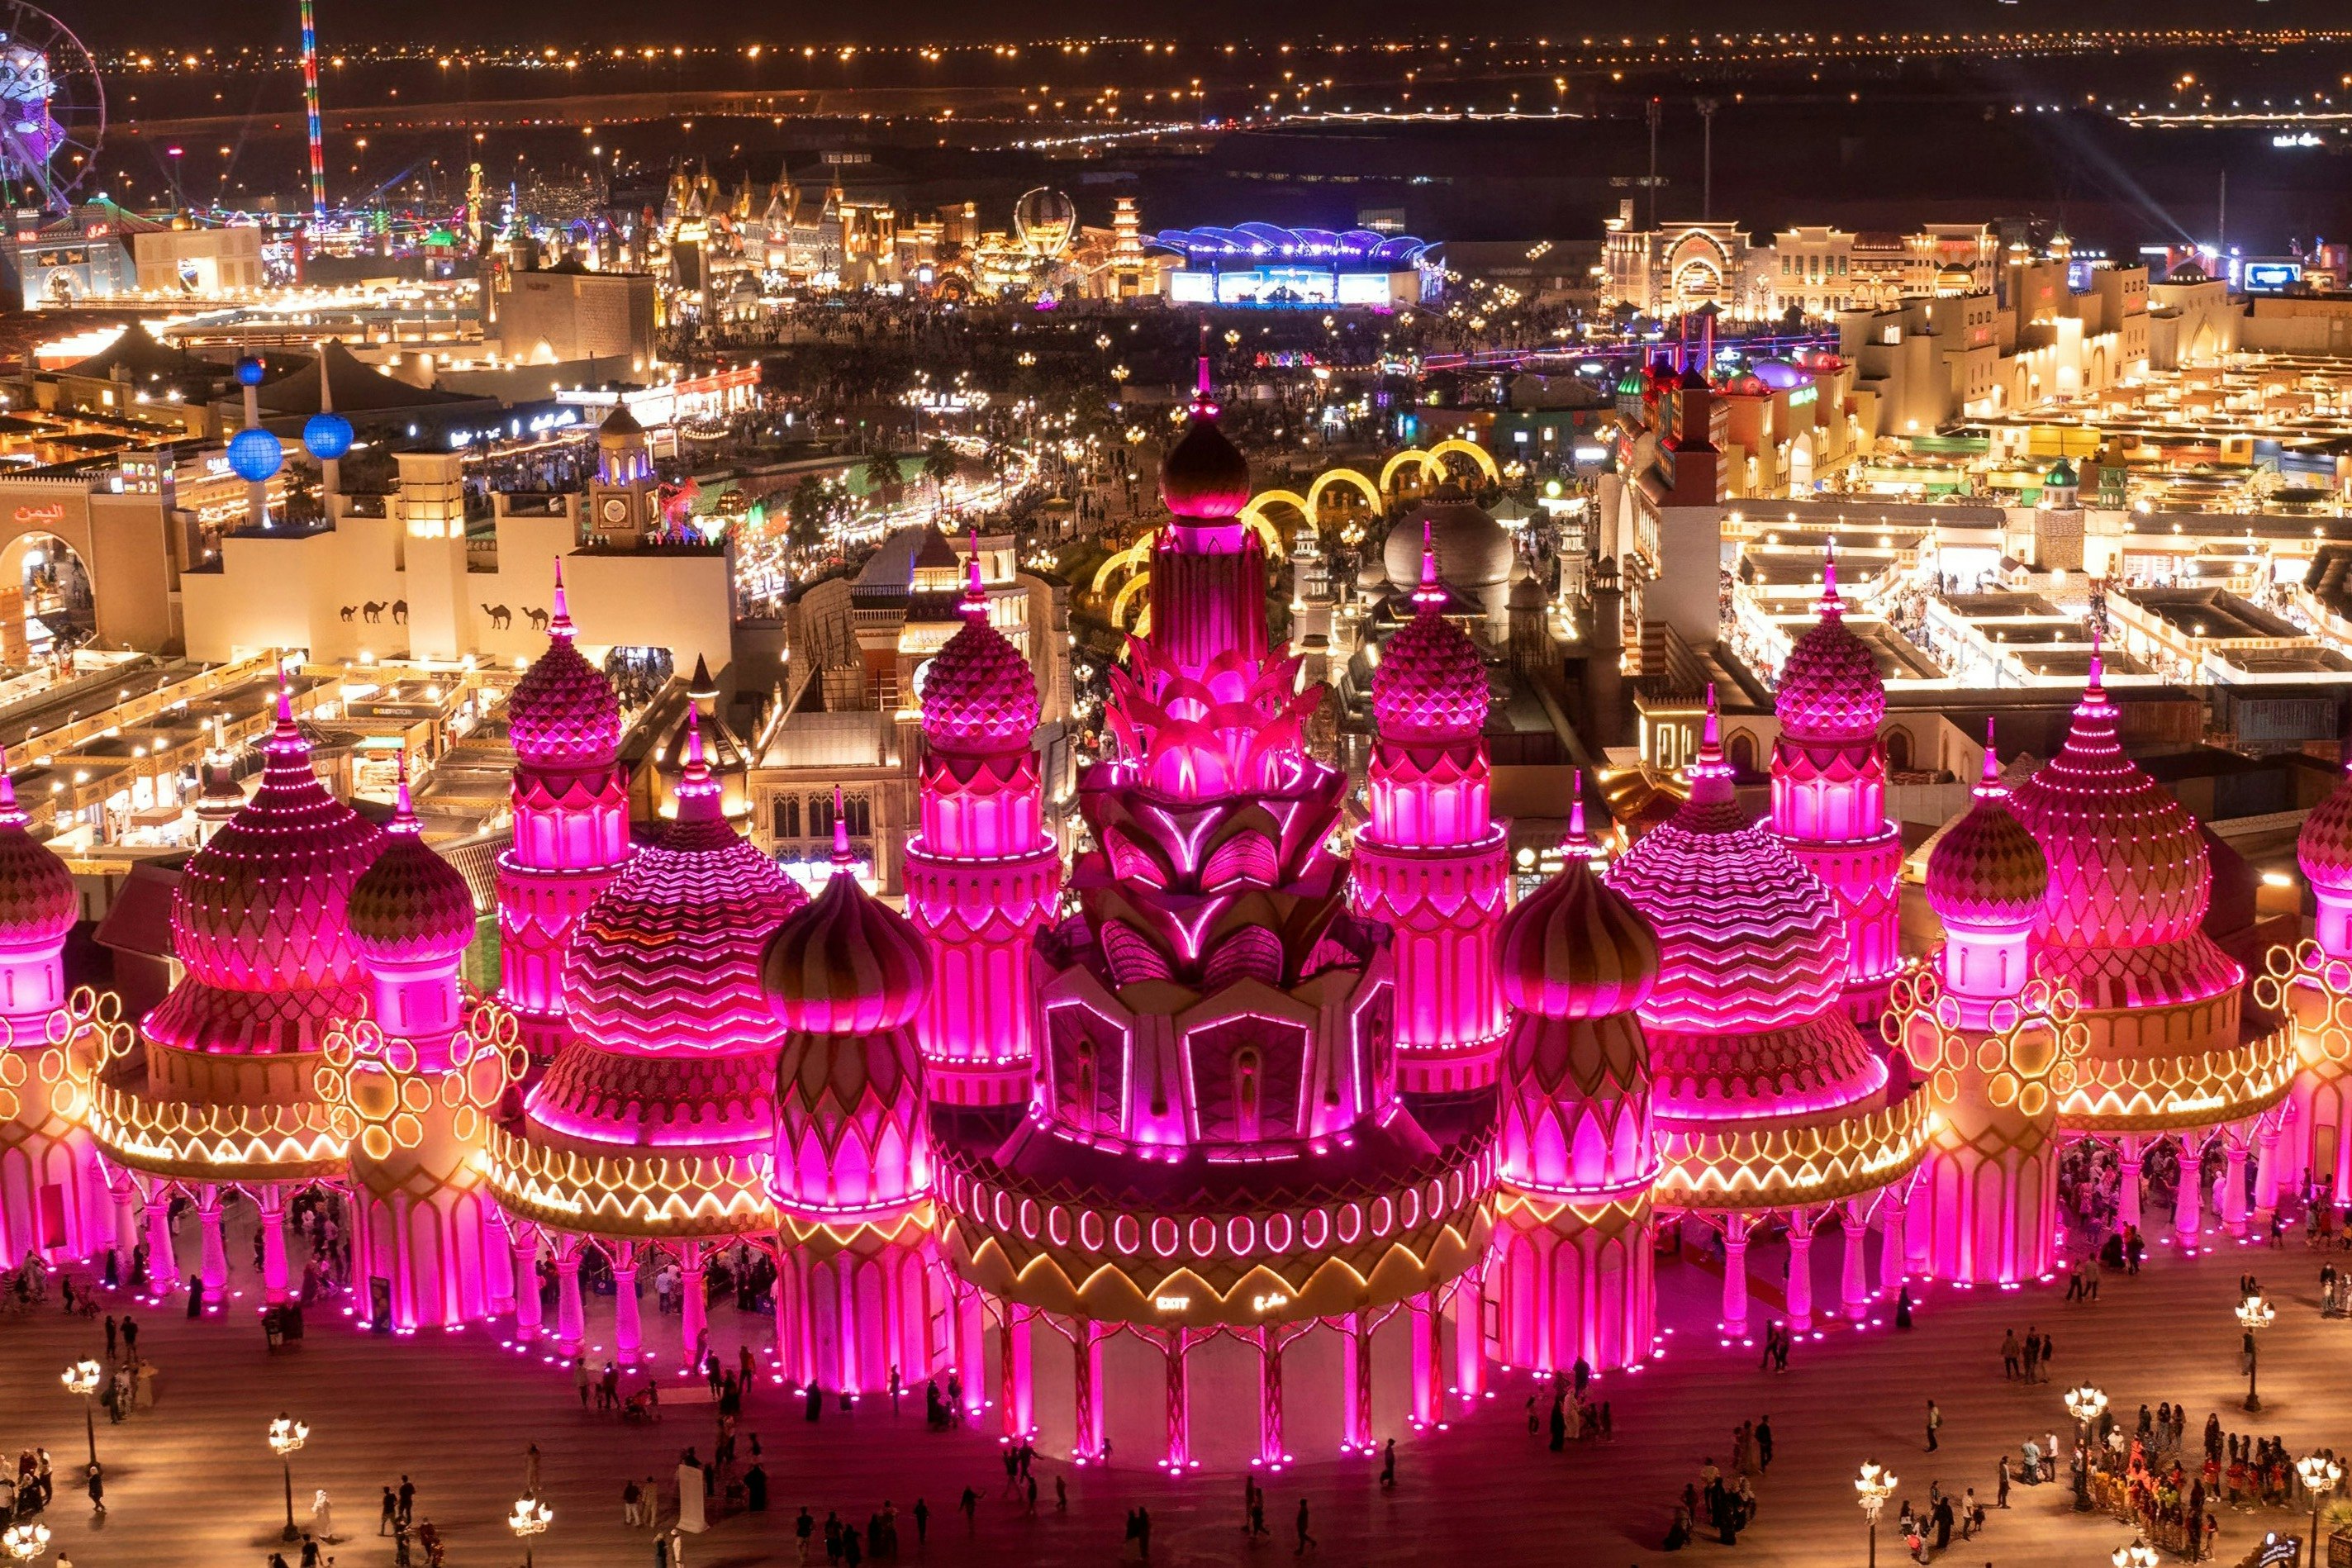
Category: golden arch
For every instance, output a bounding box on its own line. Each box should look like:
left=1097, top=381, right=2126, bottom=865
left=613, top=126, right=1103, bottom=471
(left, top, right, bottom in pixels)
left=1090, top=536, right=1154, bottom=596
left=1378, top=448, right=1438, bottom=494
left=1426, top=438, right=1501, bottom=484
left=1237, top=492, right=1307, bottom=550
left=1108, top=569, right=1152, bottom=630
left=1304, top=467, right=1383, bottom=522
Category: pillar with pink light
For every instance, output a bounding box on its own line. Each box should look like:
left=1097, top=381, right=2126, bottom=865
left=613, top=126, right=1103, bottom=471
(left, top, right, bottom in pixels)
left=0, top=753, right=105, bottom=1266
left=2262, top=756, right=2352, bottom=1204
left=764, top=813, right=948, bottom=1396
left=1769, top=544, right=1903, bottom=1022
left=325, top=767, right=518, bottom=1331
left=901, top=549, right=1062, bottom=1109
left=1896, top=729, right=2080, bottom=1285
left=1353, top=525, right=1510, bottom=1094
left=1489, top=782, right=1662, bottom=1375
left=496, top=563, right=633, bottom=1063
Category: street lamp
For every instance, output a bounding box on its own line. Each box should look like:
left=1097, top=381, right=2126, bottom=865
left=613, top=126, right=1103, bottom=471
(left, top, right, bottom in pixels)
left=2297, top=1455, right=2343, bottom=1568
left=2112, top=1540, right=2160, bottom=1568
left=2238, top=1295, right=2277, bottom=1412
left=507, top=1496, right=552, bottom=1568
left=2065, top=1384, right=2109, bottom=1513
left=268, top=1414, right=309, bottom=1542
left=1, top=1523, right=50, bottom=1563
left=1857, top=1461, right=1897, bottom=1568
left=60, top=1359, right=101, bottom=1469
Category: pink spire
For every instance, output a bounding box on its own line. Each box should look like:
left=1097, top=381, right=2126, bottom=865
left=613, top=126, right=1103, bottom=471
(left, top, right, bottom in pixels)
left=1410, top=518, right=1447, bottom=611
left=830, top=785, right=852, bottom=869
left=961, top=530, right=989, bottom=624
left=1188, top=320, right=1219, bottom=417
left=2086, top=615, right=2105, bottom=691
left=1820, top=535, right=1843, bottom=617
left=1974, top=715, right=2004, bottom=798
left=549, top=557, right=575, bottom=640
left=0, top=744, right=19, bottom=824
left=1686, top=685, right=1735, bottom=805
left=392, top=753, right=421, bottom=834
left=1568, top=766, right=1587, bottom=841
left=673, top=706, right=725, bottom=823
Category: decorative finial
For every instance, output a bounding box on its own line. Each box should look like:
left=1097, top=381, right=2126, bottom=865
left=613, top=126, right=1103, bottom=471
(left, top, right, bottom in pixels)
left=392, top=752, right=420, bottom=833
left=1568, top=765, right=1586, bottom=841
left=684, top=706, right=708, bottom=774
left=550, top=556, right=573, bottom=638
left=0, top=744, right=17, bottom=818
left=1411, top=517, right=1447, bottom=611
left=2086, top=615, right=2104, bottom=691
left=962, top=529, right=989, bottom=623
left=1821, top=535, right=1842, bottom=614
left=830, top=785, right=852, bottom=868
left=1702, top=683, right=1721, bottom=751
left=275, top=666, right=297, bottom=728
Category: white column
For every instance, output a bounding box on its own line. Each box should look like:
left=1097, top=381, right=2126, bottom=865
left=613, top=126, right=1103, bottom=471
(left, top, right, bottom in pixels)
left=1840, top=1203, right=1871, bottom=1322
left=1878, top=1192, right=1908, bottom=1295
left=2254, top=1123, right=2283, bottom=1224
left=679, top=1251, right=708, bottom=1369
left=2222, top=1133, right=2251, bottom=1239
left=2118, top=1137, right=2145, bottom=1230
left=2172, top=1137, right=2203, bottom=1250
left=1721, top=1214, right=1751, bottom=1337
left=1785, top=1210, right=1816, bottom=1333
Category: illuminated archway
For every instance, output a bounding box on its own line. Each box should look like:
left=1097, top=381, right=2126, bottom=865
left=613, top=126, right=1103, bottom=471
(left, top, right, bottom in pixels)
left=1108, top=570, right=1152, bottom=630
left=1378, top=449, right=1435, bottom=495
left=1090, top=537, right=1154, bottom=596
left=1425, top=438, right=1500, bottom=486
left=1237, top=492, right=1310, bottom=549
left=1304, top=468, right=1383, bottom=523
left=0, top=532, right=94, bottom=660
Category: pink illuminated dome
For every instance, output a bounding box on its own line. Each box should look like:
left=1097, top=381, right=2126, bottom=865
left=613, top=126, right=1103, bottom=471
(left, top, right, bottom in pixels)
left=347, top=771, right=476, bottom=970
left=1371, top=528, right=1491, bottom=744
left=1605, top=697, right=1881, bottom=1111
left=0, top=756, right=78, bottom=952
left=559, top=715, right=805, bottom=1057
left=920, top=551, right=1038, bottom=753
left=1498, top=810, right=1659, bottom=1020
left=1775, top=545, right=1884, bottom=745
left=2007, top=656, right=2209, bottom=948
left=508, top=563, right=622, bottom=768
left=1926, top=741, right=2047, bottom=931
left=1160, top=378, right=1252, bottom=520
left=763, top=815, right=932, bottom=1038
left=2297, top=758, right=2352, bottom=896
left=148, top=684, right=385, bottom=1052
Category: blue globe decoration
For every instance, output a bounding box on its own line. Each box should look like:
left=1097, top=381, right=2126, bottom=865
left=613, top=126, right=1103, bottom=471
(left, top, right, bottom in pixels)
left=302, top=411, right=354, bottom=462
left=228, top=427, right=285, bottom=483
left=235, top=354, right=266, bottom=388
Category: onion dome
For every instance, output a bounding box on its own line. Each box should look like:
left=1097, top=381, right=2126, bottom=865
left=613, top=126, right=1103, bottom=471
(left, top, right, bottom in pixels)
left=347, top=766, right=476, bottom=970
left=1160, top=360, right=1252, bottom=520
left=1499, top=788, right=1659, bottom=1019
left=507, top=562, right=622, bottom=769
left=1383, top=484, right=1511, bottom=605
left=921, top=549, right=1038, bottom=753
left=1775, top=543, right=1884, bottom=744
left=2008, top=651, right=2210, bottom=948
left=558, top=711, right=805, bottom=1057
left=1926, top=729, right=2048, bottom=930
left=149, top=682, right=385, bottom=1052
left=1606, top=694, right=1879, bottom=1112
left=2297, top=758, right=2352, bottom=894
left=2046, top=458, right=2078, bottom=490
left=763, top=805, right=932, bottom=1037
left=1371, top=525, right=1490, bottom=744
left=0, top=751, right=77, bottom=952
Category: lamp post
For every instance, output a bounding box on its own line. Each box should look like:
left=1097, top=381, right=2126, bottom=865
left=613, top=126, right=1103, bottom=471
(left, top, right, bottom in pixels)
left=2112, top=1539, right=2160, bottom=1568
left=1857, top=1461, right=1897, bottom=1568
left=2297, top=1455, right=2343, bottom=1568
left=268, top=1414, right=309, bottom=1542
left=2237, top=1295, right=2276, bottom=1412
left=1, top=1523, right=50, bottom=1563
left=2065, top=1384, right=2109, bottom=1513
left=60, top=1359, right=101, bottom=1469
left=507, top=1495, right=552, bottom=1568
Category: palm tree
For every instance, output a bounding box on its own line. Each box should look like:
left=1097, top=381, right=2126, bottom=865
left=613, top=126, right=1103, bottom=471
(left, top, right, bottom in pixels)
left=789, top=474, right=830, bottom=551
left=922, top=438, right=958, bottom=517
left=864, top=448, right=905, bottom=502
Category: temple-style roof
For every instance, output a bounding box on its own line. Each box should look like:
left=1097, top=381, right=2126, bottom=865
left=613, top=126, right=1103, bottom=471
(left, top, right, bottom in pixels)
left=920, top=553, right=1037, bottom=753
left=2299, top=758, right=2352, bottom=893
left=508, top=564, right=622, bottom=770
left=1498, top=801, right=1658, bottom=1021
left=1927, top=738, right=2047, bottom=931
left=763, top=818, right=931, bottom=1038
left=1775, top=545, right=1884, bottom=746
left=0, top=754, right=78, bottom=956
left=1371, top=528, right=1491, bottom=744
left=346, top=771, right=476, bottom=971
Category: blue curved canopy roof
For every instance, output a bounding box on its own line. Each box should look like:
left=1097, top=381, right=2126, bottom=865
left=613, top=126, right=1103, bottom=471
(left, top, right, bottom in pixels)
left=1149, top=224, right=1432, bottom=268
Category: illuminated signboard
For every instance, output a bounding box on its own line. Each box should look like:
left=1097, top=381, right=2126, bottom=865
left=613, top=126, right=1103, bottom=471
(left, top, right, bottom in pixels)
left=2243, top=262, right=2302, bottom=293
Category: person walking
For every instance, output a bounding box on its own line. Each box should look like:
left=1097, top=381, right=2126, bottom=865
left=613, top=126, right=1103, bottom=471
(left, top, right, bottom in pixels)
left=380, top=1486, right=398, bottom=1536
left=102, top=1315, right=116, bottom=1361
left=1295, top=1498, right=1316, bottom=1554
left=525, top=1443, right=541, bottom=1499
left=83, top=1463, right=102, bottom=1517
left=184, top=1272, right=202, bottom=1318
left=575, top=1356, right=592, bottom=1409
left=397, top=1475, right=416, bottom=1526
left=1926, top=1400, right=1942, bottom=1452
left=120, top=1316, right=136, bottom=1358
left=1380, top=1438, right=1396, bottom=1490
left=2001, top=1329, right=2020, bottom=1380
left=1756, top=1416, right=1774, bottom=1471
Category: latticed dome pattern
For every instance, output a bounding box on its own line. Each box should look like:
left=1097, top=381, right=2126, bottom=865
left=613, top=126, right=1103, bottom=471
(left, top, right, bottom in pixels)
left=348, top=784, right=477, bottom=968
left=1372, top=539, right=1490, bottom=744
left=0, top=763, right=77, bottom=951
left=1775, top=561, right=1884, bottom=745
left=2299, top=763, right=2352, bottom=893
left=508, top=570, right=621, bottom=769
left=1927, top=756, right=2047, bottom=929
left=2008, top=667, right=2209, bottom=948
left=922, top=559, right=1038, bottom=753
left=1497, top=858, right=1660, bottom=1021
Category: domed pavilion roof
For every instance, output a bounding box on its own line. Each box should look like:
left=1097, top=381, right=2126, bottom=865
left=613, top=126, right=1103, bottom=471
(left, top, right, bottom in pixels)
left=1926, top=730, right=2048, bottom=932
left=920, top=552, right=1038, bottom=754
left=1775, top=544, right=1884, bottom=747
left=0, top=751, right=78, bottom=957
left=1371, top=526, right=1491, bottom=744
left=508, top=563, right=622, bottom=770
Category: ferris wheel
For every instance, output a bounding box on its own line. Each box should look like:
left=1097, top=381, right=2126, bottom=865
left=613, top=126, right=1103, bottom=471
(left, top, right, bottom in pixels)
left=0, top=2, right=101, bottom=213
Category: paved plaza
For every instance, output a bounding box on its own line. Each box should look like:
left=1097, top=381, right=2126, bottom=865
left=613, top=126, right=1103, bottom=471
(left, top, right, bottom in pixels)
left=2, top=1221, right=2343, bottom=1568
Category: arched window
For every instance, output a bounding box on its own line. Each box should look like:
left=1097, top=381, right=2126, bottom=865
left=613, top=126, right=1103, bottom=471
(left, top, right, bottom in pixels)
left=1727, top=733, right=1757, bottom=777
left=1885, top=729, right=1913, bottom=773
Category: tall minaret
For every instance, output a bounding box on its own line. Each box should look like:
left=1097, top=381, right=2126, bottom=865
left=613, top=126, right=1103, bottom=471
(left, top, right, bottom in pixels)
left=496, top=563, right=632, bottom=1061
left=1355, top=526, right=1509, bottom=1092
left=1490, top=786, right=1662, bottom=1373
left=1148, top=337, right=1265, bottom=683
left=902, top=549, right=1061, bottom=1106
left=1770, top=541, right=1903, bottom=1015
left=1903, top=721, right=2066, bottom=1285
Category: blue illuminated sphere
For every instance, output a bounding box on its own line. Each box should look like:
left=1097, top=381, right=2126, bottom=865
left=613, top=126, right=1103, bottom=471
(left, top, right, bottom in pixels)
left=302, top=411, right=354, bottom=462
left=234, top=354, right=266, bottom=388
left=227, top=427, right=285, bottom=483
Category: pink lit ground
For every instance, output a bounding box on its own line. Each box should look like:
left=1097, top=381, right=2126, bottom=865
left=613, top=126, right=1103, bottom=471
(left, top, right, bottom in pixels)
left=4, top=1218, right=2345, bottom=1568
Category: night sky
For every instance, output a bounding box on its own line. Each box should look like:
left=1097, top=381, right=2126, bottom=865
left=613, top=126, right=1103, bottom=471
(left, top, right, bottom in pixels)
left=77, top=0, right=2343, bottom=50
